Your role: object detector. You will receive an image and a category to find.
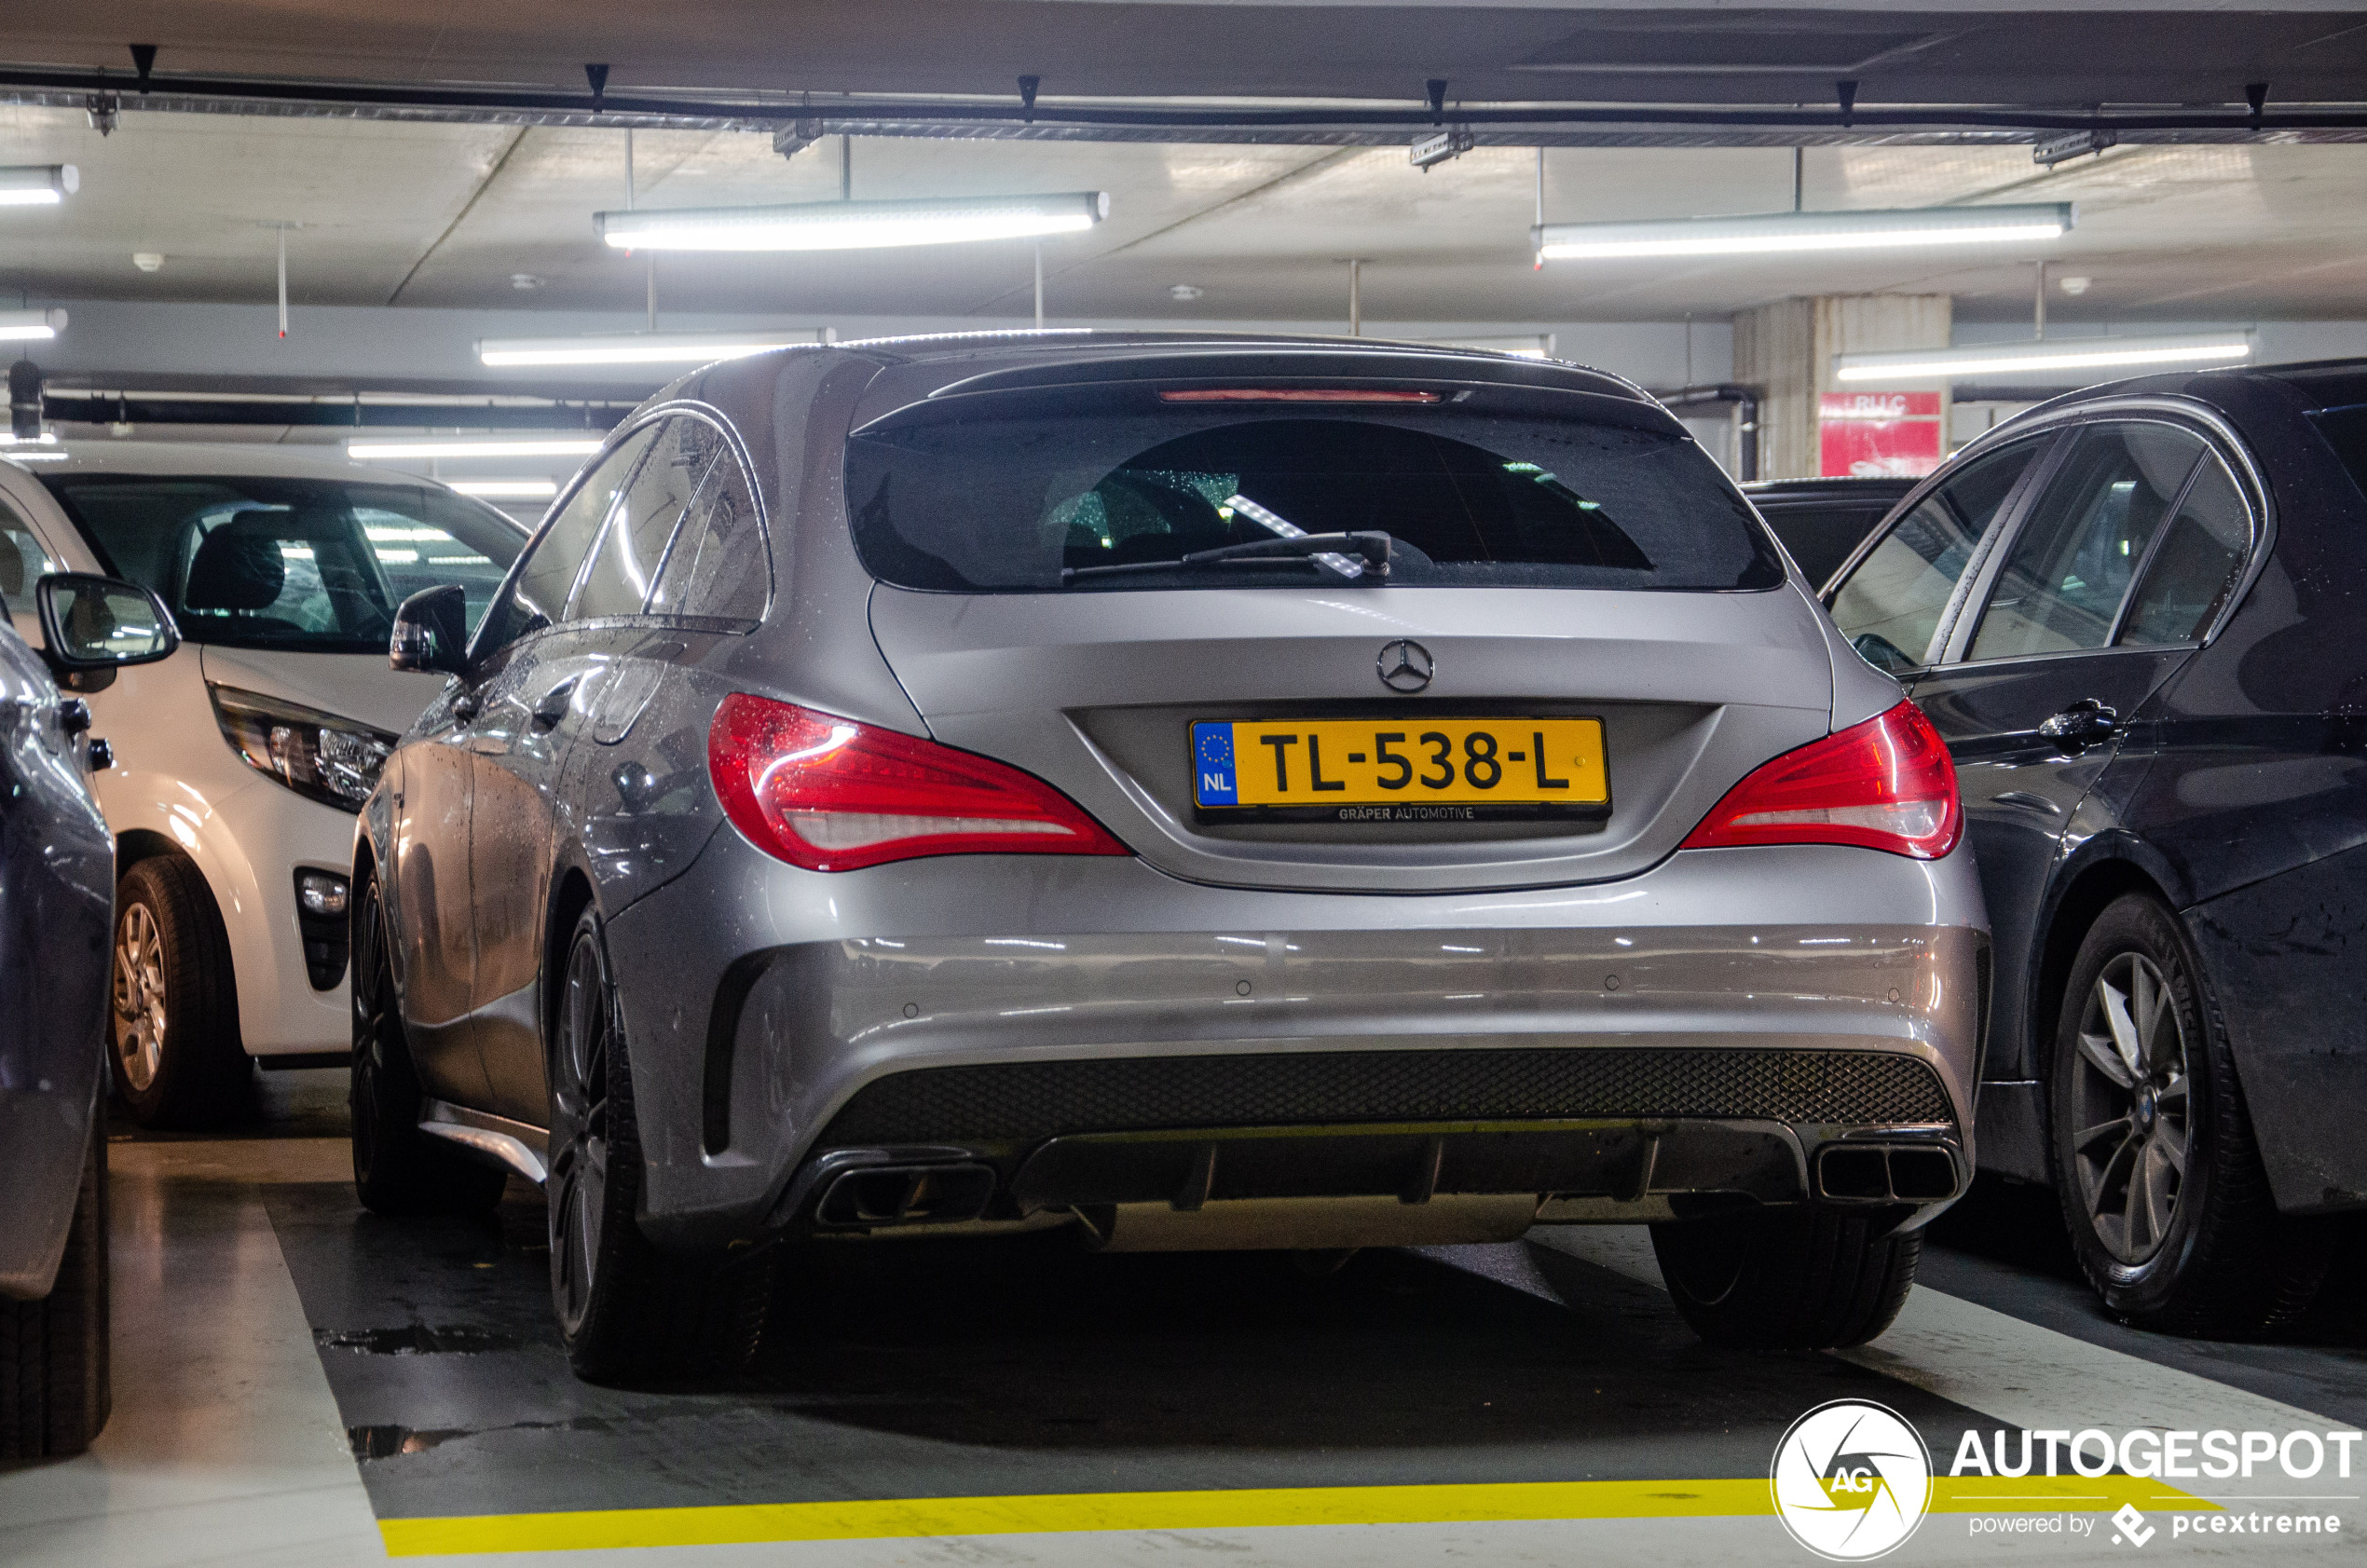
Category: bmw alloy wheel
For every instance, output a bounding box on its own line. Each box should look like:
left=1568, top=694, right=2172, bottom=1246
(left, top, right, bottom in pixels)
left=2068, top=951, right=2191, bottom=1265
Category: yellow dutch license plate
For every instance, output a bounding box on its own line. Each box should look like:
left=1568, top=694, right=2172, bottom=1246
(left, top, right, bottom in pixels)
left=1191, top=716, right=1609, bottom=823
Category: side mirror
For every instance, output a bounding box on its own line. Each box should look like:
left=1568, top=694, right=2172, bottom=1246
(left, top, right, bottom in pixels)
left=390, top=584, right=470, bottom=675
left=35, top=573, right=180, bottom=676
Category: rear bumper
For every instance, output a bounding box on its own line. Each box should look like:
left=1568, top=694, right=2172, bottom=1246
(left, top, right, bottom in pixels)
left=599, top=839, right=1987, bottom=1250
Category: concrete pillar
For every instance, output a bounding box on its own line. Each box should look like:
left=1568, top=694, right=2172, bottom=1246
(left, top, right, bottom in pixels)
left=1732, top=295, right=1951, bottom=481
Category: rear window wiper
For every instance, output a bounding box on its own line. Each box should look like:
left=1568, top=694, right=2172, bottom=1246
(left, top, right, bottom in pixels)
left=1060, top=530, right=1392, bottom=585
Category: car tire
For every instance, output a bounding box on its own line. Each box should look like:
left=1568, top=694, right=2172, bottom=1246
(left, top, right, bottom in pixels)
left=1, top=1125, right=111, bottom=1459
left=547, top=907, right=772, bottom=1384
left=2045, top=893, right=2329, bottom=1335
left=1650, top=1205, right=1921, bottom=1350
left=349, top=870, right=508, bottom=1217
left=110, top=856, right=252, bottom=1128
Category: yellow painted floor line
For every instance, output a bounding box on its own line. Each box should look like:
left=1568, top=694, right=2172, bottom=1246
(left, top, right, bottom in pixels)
left=379, top=1475, right=2219, bottom=1556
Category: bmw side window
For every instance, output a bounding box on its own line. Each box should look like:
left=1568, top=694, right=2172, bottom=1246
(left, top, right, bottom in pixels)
left=570, top=417, right=716, bottom=620
left=1964, top=423, right=2206, bottom=662
left=648, top=433, right=768, bottom=623
left=1827, top=438, right=2044, bottom=675
left=476, top=424, right=658, bottom=655
left=2118, top=454, right=2252, bottom=647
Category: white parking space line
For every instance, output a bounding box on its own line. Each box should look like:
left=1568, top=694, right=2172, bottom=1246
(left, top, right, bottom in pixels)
left=0, top=1139, right=387, bottom=1568
left=1531, top=1225, right=2350, bottom=1437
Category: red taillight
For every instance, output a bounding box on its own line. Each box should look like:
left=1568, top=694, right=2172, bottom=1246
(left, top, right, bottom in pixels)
left=1680, top=702, right=1962, bottom=861
left=707, top=694, right=1130, bottom=872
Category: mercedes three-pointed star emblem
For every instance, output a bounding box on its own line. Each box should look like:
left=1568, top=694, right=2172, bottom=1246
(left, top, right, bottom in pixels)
left=1376, top=638, right=1434, bottom=693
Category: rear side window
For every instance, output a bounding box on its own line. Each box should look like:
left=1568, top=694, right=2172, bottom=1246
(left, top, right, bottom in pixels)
left=478, top=424, right=657, bottom=652
left=1966, top=423, right=2204, bottom=661
left=1828, top=438, right=2042, bottom=674
left=2119, top=455, right=2251, bottom=646
left=649, top=443, right=768, bottom=621
left=845, top=410, right=1781, bottom=593
left=571, top=417, right=713, bottom=620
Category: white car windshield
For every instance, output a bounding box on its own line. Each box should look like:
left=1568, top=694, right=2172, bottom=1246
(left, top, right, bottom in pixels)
left=40, top=474, right=525, bottom=655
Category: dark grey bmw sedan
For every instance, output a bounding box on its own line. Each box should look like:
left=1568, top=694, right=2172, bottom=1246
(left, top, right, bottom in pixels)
left=352, top=334, right=1987, bottom=1380
left=1, top=568, right=176, bottom=1456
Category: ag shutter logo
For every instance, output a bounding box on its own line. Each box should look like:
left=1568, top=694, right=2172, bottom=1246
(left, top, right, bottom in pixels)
left=1771, top=1399, right=1935, bottom=1561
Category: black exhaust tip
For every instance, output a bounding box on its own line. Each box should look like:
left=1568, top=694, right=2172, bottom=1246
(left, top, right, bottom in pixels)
left=1813, top=1143, right=1961, bottom=1203
left=1817, top=1146, right=1891, bottom=1200
left=1885, top=1147, right=1960, bottom=1201
left=816, top=1163, right=996, bottom=1227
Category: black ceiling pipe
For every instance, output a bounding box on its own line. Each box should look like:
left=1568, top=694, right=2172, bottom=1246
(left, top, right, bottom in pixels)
left=1653, top=383, right=1760, bottom=484
left=8, top=360, right=41, bottom=442
left=0, top=61, right=2359, bottom=134
left=40, top=393, right=635, bottom=430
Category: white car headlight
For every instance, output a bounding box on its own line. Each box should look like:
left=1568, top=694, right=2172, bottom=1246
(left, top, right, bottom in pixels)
left=208, top=684, right=396, bottom=812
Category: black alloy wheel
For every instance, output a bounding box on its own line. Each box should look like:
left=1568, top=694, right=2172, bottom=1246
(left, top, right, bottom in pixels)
left=546, top=906, right=773, bottom=1384
left=349, top=871, right=506, bottom=1216
left=548, top=914, right=614, bottom=1345
left=2046, top=893, right=2328, bottom=1335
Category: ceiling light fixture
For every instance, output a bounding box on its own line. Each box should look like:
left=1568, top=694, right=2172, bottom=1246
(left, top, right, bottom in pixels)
left=0, top=165, right=77, bottom=207
left=475, top=329, right=824, bottom=367
left=1534, top=202, right=2073, bottom=262
left=446, top=479, right=561, bottom=499
left=0, top=308, right=66, bottom=341
left=347, top=438, right=605, bottom=460
left=1834, top=333, right=2254, bottom=383
left=595, top=192, right=1109, bottom=252
left=0, top=432, right=60, bottom=446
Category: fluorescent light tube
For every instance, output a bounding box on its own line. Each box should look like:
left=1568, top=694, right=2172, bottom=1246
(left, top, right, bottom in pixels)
left=1534, top=203, right=2073, bottom=261
left=0, top=166, right=76, bottom=207
left=348, top=438, right=604, bottom=459
left=595, top=192, right=1109, bottom=252
left=0, top=432, right=59, bottom=445
left=476, top=329, right=824, bottom=367
left=0, top=308, right=67, bottom=341
left=446, top=479, right=561, bottom=499
left=1835, top=334, right=2254, bottom=383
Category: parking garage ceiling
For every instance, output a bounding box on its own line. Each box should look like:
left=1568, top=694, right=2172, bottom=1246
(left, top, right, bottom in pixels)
left=0, top=3, right=2362, bottom=332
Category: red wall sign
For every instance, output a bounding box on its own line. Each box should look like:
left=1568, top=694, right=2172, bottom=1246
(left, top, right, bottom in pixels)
left=1819, top=390, right=1942, bottom=479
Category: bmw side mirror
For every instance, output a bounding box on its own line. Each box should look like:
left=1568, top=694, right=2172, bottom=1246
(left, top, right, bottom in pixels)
left=34, top=573, right=180, bottom=683
left=390, top=584, right=470, bottom=675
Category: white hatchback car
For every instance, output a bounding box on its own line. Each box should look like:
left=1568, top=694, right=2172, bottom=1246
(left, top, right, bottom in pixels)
left=0, top=442, right=527, bottom=1125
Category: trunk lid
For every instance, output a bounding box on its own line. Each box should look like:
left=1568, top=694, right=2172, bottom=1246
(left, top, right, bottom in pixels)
left=869, top=583, right=1834, bottom=894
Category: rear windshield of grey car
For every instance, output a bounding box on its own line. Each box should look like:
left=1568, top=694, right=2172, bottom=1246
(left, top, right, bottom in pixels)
left=845, top=410, right=1784, bottom=593
left=40, top=474, right=525, bottom=655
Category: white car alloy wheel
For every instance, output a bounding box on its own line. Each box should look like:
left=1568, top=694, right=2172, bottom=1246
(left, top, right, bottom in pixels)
left=2068, top=951, right=2192, bottom=1266
left=112, top=903, right=169, bottom=1092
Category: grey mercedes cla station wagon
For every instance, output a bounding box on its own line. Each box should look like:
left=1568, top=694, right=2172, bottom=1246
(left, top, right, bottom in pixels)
left=351, top=334, right=1986, bottom=1379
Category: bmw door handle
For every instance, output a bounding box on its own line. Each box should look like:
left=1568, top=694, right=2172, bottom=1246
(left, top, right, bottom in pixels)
left=2037, top=699, right=2117, bottom=752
